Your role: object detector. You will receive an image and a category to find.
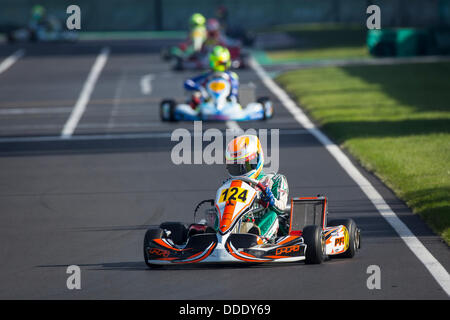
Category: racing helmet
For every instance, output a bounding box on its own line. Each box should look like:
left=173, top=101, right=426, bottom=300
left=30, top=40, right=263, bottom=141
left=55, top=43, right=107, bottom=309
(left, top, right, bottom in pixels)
left=190, top=13, right=206, bottom=28
left=206, top=18, right=221, bottom=39
left=225, top=135, right=264, bottom=179
left=209, top=45, right=231, bottom=72
left=207, top=18, right=220, bottom=32
left=31, top=5, right=46, bottom=20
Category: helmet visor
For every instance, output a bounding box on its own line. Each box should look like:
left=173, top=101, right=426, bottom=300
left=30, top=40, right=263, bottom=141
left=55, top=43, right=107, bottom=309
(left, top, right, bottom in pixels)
left=226, top=160, right=258, bottom=176
left=210, top=59, right=227, bottom=71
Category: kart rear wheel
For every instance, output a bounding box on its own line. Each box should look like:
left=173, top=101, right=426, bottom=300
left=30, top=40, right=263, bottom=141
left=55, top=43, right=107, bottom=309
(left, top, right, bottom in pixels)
left=303, top=225, right=325, bottom=264
left=257, top=97, right=273, bottom=120
left=160, top=99, right=176, bottom=122
left=328, top=218, right=360, bottom=258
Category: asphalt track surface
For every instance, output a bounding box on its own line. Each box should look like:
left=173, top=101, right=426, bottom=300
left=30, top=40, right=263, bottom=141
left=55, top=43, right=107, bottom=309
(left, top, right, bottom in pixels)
left=0, top=39, right=448, bottom=299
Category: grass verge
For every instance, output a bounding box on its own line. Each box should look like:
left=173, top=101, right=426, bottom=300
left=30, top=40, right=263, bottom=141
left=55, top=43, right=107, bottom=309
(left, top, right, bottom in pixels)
left=276, top=62, right=450, bottom=244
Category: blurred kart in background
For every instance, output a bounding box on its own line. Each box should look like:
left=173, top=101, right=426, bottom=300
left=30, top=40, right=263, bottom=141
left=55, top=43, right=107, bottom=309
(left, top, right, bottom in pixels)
left=161, top=41, right=248, bottom=71
left=160, top=72, right=273, bottom=121
left=6, top=16, right=78, bottom=43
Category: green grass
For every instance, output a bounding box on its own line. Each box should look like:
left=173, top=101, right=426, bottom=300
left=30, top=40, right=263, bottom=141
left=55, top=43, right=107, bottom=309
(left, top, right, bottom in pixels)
left=267, top=46, right=369, bottom=61
left=264, top=23, right=370, bottom=62
left=276, top=62, right=450, bottom=244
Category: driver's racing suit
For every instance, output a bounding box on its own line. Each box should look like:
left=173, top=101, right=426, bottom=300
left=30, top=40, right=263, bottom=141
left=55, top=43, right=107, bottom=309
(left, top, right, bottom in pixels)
left=220, top=171, right=289, bottom=241
left=253, top=171, right=289, bottom=240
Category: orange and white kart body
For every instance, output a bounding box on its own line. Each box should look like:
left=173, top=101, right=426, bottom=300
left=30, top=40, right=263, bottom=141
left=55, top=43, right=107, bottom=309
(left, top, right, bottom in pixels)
left=143, top=177, right=360, bottom=267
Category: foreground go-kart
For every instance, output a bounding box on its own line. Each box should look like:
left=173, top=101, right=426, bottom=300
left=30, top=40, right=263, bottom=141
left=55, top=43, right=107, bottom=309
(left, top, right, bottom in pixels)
left=143, top=176, right=361, bottom=267
left=160, top=73, right=273, bottom=122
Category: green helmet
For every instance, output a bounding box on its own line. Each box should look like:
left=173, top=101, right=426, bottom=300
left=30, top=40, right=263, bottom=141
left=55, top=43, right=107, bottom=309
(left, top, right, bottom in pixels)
left=190, top=13, right=206, bottom=27
left=209, top=46, right=231, bottom=72
left=31, top=5, right=46, bottom=20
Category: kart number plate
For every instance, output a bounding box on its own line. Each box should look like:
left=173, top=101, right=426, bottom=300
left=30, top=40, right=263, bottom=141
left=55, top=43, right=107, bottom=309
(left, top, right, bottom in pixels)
left=219, top=187, right=248, bottom=203
left=208, top=80, right=226, bottom=93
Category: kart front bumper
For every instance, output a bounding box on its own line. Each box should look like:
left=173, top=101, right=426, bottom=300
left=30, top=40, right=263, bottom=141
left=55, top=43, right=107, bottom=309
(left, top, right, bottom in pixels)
left=145, top=233, right=306, bottom=266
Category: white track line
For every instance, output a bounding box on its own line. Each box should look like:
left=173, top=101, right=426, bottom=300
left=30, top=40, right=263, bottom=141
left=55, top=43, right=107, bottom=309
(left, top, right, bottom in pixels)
left=0, top=107, right=72, bottom=115
left=225, top=120, right=243, bottom=133
left=0, top=128, right=309, bottom=144
left=61, top=47, right=110, bottom=138
left=140, top=74, right=154, bottom=95
left=249, top=56, right=450, bottom=296
left=0, top=132, right=173, bottom=143
left=0, top=49, right=25, bottom=74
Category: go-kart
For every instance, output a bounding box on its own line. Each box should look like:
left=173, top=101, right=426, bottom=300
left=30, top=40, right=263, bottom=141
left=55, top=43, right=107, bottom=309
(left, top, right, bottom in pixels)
left=160, top=72, right=273, bottom=122
left=161, top=43, right=247, bottom=71
left=6, top=16, right=78, bottom=44
left=143, top=176, right=361, bottom=267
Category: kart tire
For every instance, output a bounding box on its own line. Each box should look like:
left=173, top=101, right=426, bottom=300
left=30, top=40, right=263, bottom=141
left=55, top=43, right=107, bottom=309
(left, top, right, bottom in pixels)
left=159, top=222, right=189, bottom=245
left=160, top=99, right=176, bottom=122
left=161, top=47, right=171, bottom=61
left=173, top=57, right=184, bottom=71
left=30, top=30, right=38, bottom=42
left=7, top=31, right=15, bottom=43
left=303, top=225, right=325, bottom=264
left=328, top=218, right=360, bottom=258
left=257, top=97, right=272, bottom=120
left=143, top=227, right=165, bottom=268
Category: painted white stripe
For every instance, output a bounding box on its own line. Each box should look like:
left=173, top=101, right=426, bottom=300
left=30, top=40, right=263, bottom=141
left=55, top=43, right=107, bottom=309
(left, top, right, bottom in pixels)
left=0, top=128, right=308, bottom=144
left=0, top=132, right=174, bottom=143
left=0, top=107, right=72, bottom=115
left=140, top=74, right=154, bottom=95
left=61, top=47, right=110, bottom=138
left=0, top=49, right=25, bottom=74
left=249, top=56, right=450, bottom=296
left=225, top=120, right=243, bottom=133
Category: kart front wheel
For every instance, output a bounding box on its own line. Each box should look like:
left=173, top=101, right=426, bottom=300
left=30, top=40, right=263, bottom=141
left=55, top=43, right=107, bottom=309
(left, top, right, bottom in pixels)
left=160, top=47, right=171, bottom=61
left=303, top=225, right=325, bottom=264
left=173, top=57, right=184, bottom=71
left=160, top=99, right=176, bottom=122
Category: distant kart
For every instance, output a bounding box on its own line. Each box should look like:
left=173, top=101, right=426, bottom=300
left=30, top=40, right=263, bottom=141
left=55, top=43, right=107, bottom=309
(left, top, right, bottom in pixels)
left=143, top=176, right=361, bottom=267
left=160, top=72, right=273, bottom=121
left=161, top=43, right=248, bottom=71
left=6, top=17, right=78, bottom=43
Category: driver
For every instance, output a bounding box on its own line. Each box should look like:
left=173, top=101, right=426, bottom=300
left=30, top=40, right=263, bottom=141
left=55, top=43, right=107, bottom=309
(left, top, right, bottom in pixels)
left=187, top=13, right=207, bottom=54
left=204, top=18, right=240, bottom=48
left=184, top=45, right=239, bottom=109
left=29, top=5, right=47, bottom=30
left=224, top=134, right=289, bottom=241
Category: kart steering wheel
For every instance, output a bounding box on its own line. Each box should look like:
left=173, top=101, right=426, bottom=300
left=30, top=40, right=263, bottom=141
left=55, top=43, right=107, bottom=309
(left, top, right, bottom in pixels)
left=235, top=176, right=270, bottom=208
left=233, top=176, right=266, bottom=194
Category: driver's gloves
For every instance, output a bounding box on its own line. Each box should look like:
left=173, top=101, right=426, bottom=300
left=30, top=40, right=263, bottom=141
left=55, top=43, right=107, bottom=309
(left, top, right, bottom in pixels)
left=261, top=187, right=275, bottom=208
left=190, top=91, right=202, bottom=109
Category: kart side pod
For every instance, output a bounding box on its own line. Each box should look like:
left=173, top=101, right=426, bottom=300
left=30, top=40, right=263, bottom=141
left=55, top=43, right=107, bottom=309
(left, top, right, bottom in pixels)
left=288, top=196, right=361, bottom=260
